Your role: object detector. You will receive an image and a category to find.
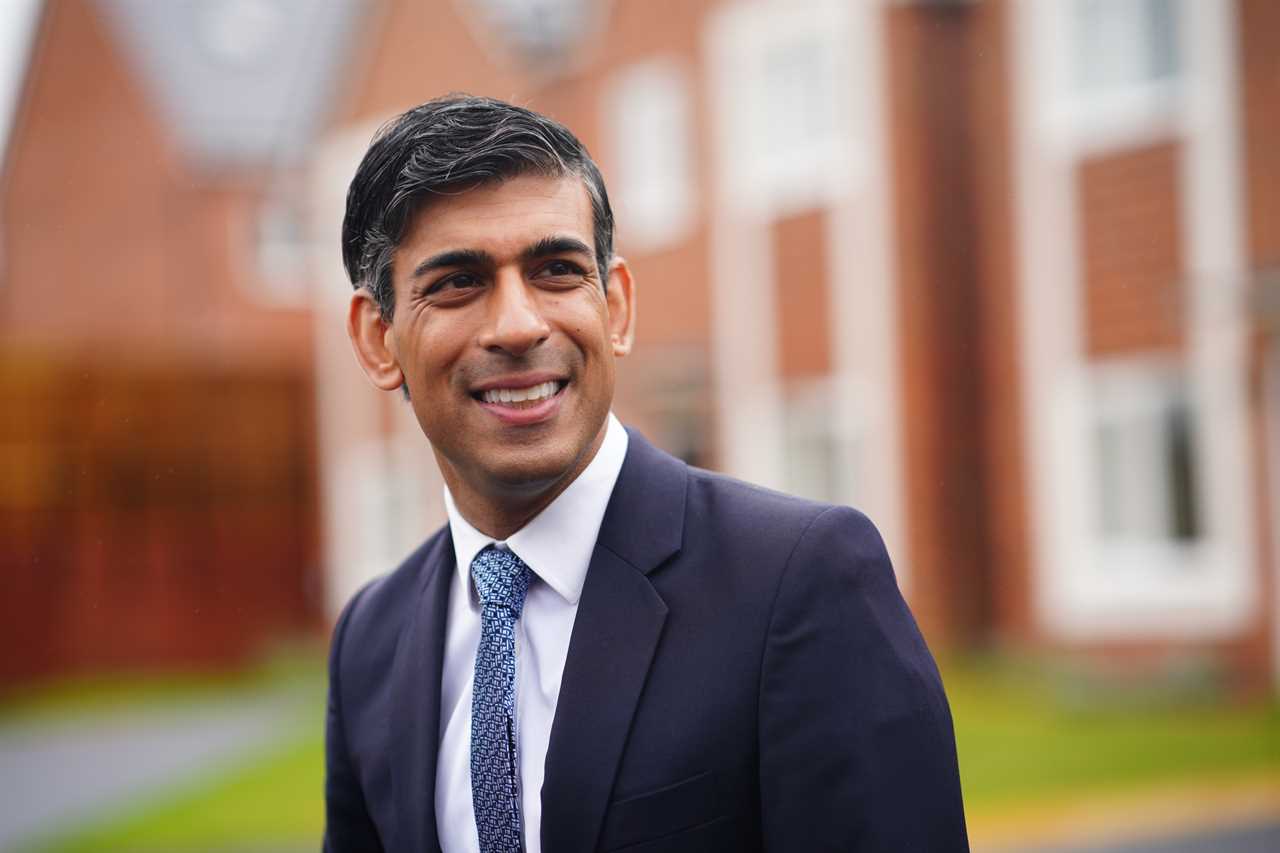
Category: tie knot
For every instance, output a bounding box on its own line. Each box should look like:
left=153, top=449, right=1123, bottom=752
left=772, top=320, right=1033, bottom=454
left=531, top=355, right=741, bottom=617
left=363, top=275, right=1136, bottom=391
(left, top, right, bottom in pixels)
left=470, top=546, right=531, bottom=616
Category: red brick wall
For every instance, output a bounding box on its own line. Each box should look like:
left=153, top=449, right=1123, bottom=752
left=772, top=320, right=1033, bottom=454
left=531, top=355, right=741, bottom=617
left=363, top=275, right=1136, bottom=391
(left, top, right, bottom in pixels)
left=773, top=210, right=832, bottom=380
left=1239, top=0, right=1280, bottom=688
left=1240, top=0, right=1280, bottom=270
left=967, top=0, right=1036, bottom=646
left=1, top=0, right=177, bottom=348
left=886, top=2, right=995, bottom=648
left=1078, top=142, right=1186, bottom=358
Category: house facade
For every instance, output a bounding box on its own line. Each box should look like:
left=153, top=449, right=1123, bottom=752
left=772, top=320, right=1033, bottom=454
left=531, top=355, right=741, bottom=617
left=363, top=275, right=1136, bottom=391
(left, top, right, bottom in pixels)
left=0, top=0, right=359, bottom=683
left=3, top=0, right=1274, bottom=690
left=310, top=0, right=1278, bottom=689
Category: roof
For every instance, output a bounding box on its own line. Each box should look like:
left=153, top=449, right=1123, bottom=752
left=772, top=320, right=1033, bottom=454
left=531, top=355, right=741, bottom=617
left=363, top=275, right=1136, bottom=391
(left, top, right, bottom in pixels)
left=96, top=0, right=365, bottom=172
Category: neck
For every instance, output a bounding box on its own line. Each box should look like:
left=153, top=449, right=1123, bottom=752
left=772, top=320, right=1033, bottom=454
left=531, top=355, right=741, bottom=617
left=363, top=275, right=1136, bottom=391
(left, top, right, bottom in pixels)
left=445, top=422, right=609, bottom=541
left=451, top=485, right=561, bottom=541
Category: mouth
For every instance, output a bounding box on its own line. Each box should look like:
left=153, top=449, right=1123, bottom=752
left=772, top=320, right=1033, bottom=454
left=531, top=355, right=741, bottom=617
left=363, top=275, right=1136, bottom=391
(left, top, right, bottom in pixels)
left=473, top=379, right=567, bottom=408
left=471, top=378, right=569, bottom=425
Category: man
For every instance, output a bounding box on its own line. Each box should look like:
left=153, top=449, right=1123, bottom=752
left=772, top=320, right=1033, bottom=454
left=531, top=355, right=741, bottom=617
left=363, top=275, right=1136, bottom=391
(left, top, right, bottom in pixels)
left=328, top=94, right=968, bottom=853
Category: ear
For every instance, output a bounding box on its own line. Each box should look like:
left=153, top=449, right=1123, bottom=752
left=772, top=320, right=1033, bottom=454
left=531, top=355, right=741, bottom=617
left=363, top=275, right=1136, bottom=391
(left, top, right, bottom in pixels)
left=347, top=288, right=405, bottom=392
left=605, top=257, right=636, bottom=357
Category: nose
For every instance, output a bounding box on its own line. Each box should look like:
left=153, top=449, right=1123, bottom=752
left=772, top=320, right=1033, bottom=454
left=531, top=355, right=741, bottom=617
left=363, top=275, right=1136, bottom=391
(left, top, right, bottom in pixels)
left=478, top=268, right=550, bottom=356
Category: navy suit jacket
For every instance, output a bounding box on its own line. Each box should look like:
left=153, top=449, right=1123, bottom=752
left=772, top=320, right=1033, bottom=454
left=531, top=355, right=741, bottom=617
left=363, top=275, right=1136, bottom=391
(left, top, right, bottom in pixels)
left=324, top=429, right=969, bottom=852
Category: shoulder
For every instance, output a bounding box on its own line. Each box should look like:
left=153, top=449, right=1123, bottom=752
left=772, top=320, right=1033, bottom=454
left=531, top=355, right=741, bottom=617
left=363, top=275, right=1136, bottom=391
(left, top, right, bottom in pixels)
left=683, top=463, right=881, bottom=557
left=616, top=427, right=885, bottom=580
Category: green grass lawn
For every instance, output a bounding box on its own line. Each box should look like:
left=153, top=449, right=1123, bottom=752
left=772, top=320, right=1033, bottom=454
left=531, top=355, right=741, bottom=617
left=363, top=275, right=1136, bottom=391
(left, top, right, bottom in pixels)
left=948, top=659, right=1280, bottom=814
left=17, top=656, right=1280, bottom=851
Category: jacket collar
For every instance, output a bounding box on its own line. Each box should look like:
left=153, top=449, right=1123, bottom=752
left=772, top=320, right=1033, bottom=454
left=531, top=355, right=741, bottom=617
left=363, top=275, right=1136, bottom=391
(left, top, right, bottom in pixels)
left=540, top=428, right=687, bottom=853
left=594, top=426, right=688, bottom=574
left=388, top=529, right=454, bottom=853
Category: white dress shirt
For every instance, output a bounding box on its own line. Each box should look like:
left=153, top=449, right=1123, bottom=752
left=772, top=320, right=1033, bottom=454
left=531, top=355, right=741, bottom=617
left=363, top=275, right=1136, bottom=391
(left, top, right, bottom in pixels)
left=436, top=413, right=629, bottom=853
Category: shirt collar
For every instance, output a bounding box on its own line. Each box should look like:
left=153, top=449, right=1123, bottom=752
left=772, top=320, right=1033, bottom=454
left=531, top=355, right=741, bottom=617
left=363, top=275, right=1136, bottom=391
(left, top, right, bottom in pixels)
left=445, top=412, right=629, bottom=605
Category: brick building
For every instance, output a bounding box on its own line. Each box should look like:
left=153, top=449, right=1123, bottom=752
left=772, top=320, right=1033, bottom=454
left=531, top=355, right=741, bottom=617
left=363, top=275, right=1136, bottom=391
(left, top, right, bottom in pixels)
left=3, top=0, right=1276, bottom=690
left=0, top=0, right=360, bottom=684
left=309, top=0, right=1278, bottom=690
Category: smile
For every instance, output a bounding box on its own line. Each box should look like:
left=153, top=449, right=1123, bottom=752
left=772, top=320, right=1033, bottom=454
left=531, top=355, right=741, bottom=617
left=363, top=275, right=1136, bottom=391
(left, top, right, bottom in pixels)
left=478, top=380, right=562, bottom=407
left=471, top=378, right=570, bottom=427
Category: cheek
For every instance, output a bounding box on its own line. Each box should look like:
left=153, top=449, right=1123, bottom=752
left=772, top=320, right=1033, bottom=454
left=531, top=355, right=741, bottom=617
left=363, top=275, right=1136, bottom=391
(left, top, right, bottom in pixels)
left=404, top=319, right=465, bottom=377
left=557, top=303, right=611, bottom=345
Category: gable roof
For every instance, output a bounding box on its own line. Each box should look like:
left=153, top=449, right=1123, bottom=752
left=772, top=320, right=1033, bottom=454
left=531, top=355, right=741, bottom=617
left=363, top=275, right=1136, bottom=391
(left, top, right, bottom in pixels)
left=96, top=0, right=366, bottom=172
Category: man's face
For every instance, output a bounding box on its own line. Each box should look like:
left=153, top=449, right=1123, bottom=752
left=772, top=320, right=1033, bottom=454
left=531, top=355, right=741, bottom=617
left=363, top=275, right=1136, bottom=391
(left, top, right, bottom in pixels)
left=381, top=174, right=632, bottom=512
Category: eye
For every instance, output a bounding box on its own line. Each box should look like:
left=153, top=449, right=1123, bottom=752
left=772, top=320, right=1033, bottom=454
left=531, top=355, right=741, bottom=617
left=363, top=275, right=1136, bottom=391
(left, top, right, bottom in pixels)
left=536, top=259, right=588, bottom=279
left=426, top=271, right=482, bottom=295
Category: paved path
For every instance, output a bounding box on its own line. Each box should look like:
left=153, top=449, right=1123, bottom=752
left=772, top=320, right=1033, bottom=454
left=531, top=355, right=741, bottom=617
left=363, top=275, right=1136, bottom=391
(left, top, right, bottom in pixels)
left=1036, top=818, right=1280, bottom=853
left=0, top=690, right=310, bottom=852
left=974, top=776, right=1280, bottom=853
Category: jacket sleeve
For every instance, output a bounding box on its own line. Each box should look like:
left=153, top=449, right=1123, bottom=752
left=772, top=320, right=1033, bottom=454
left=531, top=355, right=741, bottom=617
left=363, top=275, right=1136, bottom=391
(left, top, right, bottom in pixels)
left=323, top=587, right=384, bottom=853
left=758, top=506, right=969, bottom=852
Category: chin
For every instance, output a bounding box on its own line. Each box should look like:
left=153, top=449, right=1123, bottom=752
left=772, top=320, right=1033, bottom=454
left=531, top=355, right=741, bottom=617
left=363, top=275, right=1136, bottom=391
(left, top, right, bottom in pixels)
left=484, top=446, right=581, bottom=493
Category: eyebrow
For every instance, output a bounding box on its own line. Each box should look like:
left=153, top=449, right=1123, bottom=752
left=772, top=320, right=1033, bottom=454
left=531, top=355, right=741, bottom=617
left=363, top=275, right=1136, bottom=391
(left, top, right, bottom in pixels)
left=520, top=235, right=594, bottom=263
left=408, top=235, right=595, bottom=281
left=410, top=248, right=493, bottom=279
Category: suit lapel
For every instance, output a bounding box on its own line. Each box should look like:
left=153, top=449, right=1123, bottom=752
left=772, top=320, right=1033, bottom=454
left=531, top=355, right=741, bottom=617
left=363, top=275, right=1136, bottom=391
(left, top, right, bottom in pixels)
left=541, top=431, right=688, bottom=853
left=389, top=531, right=454, bottom=853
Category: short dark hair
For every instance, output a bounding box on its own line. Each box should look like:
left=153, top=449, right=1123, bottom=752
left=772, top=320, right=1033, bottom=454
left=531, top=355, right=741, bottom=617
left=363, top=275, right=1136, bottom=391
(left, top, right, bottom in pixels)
left=341, top=94, right=615, bottom=319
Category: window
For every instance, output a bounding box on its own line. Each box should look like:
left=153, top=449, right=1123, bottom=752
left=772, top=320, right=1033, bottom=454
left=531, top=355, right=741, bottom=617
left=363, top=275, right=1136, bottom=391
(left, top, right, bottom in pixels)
left=782, top=379, right=857, bottom=505
left=1091, top=362, right=1200, bottom=545
left=461, top=0, right=595, bottom=65
left=1073, top=0, right=1180, bottom=94
left=1039, top=0, right=1184, bottom=147
left=711, top=0, right=853, bottom=215
left=252, top=194, right=309, bottom=305
left=339, top=435, right=436, bottom=576
left=604, top=60, right=695, bottom=251
left=758, top=40, right=837, bottom=169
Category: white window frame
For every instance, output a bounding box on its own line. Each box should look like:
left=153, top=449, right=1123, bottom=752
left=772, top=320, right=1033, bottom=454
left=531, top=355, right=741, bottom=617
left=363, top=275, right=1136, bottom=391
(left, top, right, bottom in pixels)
left=602, top=58, right=696, bottom=253
left=250, top=192, right=311, bottom=306
left=707, top=0, right=863, bottom=219
left=781, top=376, right=862, bottom=506
left=1087, top=358, right=1204, bottom=559
left=1038, top=0, right=1187, bottom=157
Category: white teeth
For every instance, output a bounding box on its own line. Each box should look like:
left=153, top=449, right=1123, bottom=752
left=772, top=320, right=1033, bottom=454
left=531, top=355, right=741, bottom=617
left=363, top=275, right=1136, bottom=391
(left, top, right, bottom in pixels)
left=481, top=381, right=558, bottom=405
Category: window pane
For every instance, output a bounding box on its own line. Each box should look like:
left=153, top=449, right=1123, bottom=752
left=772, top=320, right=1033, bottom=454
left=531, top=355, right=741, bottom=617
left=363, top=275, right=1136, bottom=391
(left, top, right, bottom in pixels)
left=782, top=381, right=851, bottom=504
left=1144, top=0, right=1180, bottom=81
left=1165, top=399, right=1200, bottom=541
left=1074, top=0, right=1180, bottom=93
left=1091, top=364, right=1201, bottom=546
left=605, top=61, right=694, bottom=250
left=761, top=41, right=834, bottom=162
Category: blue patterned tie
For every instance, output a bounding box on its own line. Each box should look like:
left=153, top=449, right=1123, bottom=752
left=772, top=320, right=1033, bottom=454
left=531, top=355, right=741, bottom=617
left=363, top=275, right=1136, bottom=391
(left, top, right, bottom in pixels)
left=470, top=546, right=532, bottom=853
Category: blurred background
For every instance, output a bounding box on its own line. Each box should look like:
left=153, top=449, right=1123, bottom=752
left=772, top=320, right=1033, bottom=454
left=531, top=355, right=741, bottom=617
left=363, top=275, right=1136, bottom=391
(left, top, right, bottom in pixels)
left=0, top=0, right=1276, bottom=850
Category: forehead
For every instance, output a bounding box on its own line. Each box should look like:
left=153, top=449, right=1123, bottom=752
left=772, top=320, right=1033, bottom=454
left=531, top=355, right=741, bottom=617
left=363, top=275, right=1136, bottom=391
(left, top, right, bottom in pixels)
left=395, top=174, right=594, bottom=266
